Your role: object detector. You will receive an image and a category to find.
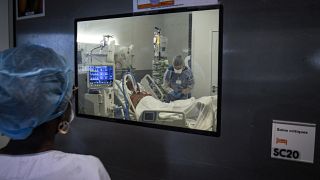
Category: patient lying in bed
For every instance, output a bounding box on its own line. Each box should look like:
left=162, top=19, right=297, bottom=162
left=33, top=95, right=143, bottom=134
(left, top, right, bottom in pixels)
left=130, top=91, right=217, bottom=131
left=118, top=77, right=217, bottom=131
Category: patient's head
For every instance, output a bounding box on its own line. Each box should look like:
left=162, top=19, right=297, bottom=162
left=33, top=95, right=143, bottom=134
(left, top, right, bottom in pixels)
left=124, top=75, right=151, bottom=108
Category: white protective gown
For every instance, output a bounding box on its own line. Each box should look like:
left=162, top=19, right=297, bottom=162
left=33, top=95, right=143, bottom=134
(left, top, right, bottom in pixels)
left=0, top=150, right=111, bottom=180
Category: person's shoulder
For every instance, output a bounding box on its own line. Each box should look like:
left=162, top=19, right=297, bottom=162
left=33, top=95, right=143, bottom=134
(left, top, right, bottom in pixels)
left=61, top=152, right=104, bottom=168
left=183, top=67, right=193, bottom=74
left=54, top=151, right=111, bottom=180
left=67, top=152, right=100, bottom=162
left=0, top=151, right=111, bottom=180
left=167, top=65, right=174, bottom=71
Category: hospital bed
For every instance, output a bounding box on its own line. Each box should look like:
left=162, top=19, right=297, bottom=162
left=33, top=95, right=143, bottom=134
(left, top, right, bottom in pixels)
left=139, top=74, right=165, bottom=101
left=134, top=95, right=217, bottom=131
left=114, top=74, right=217, bottom=131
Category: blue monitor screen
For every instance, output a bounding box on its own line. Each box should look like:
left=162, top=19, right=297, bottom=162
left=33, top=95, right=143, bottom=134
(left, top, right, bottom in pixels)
left=88, top=66, right=113, bottom=86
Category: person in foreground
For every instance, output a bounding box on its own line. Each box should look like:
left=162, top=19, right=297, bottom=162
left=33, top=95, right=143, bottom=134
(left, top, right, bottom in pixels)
left=0, top=45, right=111, bottom=180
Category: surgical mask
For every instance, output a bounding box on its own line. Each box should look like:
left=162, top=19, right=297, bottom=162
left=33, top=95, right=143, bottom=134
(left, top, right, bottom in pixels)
left=174, top=68, right=182, bottom=74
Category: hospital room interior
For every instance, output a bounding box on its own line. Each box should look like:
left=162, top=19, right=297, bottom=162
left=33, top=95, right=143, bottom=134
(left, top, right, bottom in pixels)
left=76, top=10, right=219, bottom=132
left=0, top=0, right=320, bottom=180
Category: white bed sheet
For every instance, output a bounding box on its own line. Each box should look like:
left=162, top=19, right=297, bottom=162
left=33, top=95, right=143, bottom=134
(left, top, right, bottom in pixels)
left=136, top=96, right=217, bottom=131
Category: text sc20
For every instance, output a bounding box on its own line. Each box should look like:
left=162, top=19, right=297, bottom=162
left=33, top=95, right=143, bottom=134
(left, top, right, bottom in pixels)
left=272, top=148, right=300, bottom=159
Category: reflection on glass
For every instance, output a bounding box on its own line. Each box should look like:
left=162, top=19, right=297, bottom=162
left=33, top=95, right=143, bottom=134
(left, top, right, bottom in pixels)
left=76, top=8, right=220, bottom=133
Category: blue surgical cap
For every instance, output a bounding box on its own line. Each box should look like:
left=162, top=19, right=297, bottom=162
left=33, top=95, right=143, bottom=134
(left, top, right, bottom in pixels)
left=0, top=45, right=73, bottom=140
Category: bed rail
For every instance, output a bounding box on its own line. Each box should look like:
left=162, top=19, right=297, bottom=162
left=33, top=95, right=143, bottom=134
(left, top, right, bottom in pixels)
left=140, top=74, right=165, bottom=100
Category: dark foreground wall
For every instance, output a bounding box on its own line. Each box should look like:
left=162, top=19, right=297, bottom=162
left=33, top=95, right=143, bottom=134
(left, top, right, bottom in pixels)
left=15, top=0, right=320, bottom=179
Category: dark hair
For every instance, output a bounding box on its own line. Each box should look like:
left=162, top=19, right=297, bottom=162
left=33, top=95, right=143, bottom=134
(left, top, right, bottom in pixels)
left=173, top=55, right=184, bottom=67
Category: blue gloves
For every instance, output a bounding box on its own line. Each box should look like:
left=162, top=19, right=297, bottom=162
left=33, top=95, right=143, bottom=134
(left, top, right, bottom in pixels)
left=164, top=91, right=182, bottom=102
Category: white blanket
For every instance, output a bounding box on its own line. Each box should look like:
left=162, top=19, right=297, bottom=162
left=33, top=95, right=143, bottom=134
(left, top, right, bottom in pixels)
left=136, top=96, right=217, bottom=131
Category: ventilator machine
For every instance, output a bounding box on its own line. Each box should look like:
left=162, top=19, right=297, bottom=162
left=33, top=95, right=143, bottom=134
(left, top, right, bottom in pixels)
left=84, top=64, right=115, bottom=117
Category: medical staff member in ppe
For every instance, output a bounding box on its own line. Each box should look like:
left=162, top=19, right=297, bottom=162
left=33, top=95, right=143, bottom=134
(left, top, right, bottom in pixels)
left=163, top=55, right=194, bottom=102
left=0, top=45, right=111, bottom=180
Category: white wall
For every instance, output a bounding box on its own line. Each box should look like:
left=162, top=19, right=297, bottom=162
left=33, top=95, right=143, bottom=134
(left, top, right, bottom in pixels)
left=162, top=12, right=189, bottom=63
left=0, top=0, right=10, bottom=149
left=131, top=15, right=163, bottom=70
left=77, top=13, right=189, bottom=70
left=78, top=16, right=163, bottom=70
left=191, top=9, right=220, bottom=98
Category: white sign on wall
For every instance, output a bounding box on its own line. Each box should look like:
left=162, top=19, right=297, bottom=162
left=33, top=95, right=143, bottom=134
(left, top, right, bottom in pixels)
left=133, top=0, right=219, bottom=12
left=271, top=120, right=316, bottom=163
